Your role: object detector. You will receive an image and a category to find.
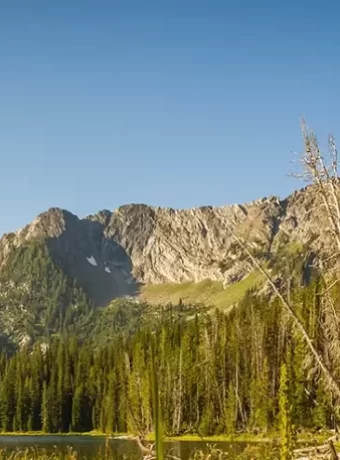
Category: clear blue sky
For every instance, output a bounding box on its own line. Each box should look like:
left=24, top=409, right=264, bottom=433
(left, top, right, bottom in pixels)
left=0, top=1, right=339, bottom=235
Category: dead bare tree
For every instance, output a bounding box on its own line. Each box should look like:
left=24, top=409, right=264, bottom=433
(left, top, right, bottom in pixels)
left=297, top=121, right=340, bottom=404
left=227, top=121, right=340, bottom=402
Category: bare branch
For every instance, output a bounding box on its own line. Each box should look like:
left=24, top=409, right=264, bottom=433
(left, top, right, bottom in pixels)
left=227, top=224, right=340, bottom=399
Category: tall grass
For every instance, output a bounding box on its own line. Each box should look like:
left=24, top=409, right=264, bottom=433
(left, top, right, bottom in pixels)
left=0, top=446, right=273, bottom=460
left=0, top=447, right=77, bottom=460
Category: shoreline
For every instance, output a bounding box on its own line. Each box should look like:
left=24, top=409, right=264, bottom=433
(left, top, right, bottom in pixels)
left=0, top=431, right=332, bottom=444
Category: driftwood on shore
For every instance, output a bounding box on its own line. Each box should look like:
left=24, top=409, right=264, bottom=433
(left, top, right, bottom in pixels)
left=133, top=435, right=181, bottom=460
left=293, top=438, right=339, bottom=460
left=110, top=435, right=136, bottom=440
left=111, top=432, right=340, bottom=460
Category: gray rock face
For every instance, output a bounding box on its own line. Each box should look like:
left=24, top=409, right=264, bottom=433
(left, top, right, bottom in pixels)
left=0, top=184, right=331, bottom=305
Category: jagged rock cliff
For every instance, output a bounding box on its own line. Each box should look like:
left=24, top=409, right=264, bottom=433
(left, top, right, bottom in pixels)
left=0, top=184, right=331, bottom=307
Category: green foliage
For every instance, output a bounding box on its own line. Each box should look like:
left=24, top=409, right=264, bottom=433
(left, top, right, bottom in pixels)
left=0, top=240, right=92, bottom=345
left=151, top=337, right=164, bottom=460
left=279, top=364, right=291, bottom=460
left=199, top=405, right=215, bottom=436
left=141, top=272, right=263, bottom=309
left=269, top=240, right=314, bottom=286
left=0, top=276, right=338, bottom=438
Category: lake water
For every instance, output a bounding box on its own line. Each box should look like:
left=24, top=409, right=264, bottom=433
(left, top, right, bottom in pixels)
left=0, top=436, right=273, bottom=459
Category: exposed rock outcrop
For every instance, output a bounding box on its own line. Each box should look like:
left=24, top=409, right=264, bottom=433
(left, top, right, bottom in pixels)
left=0, top=184, right=331, bottom=305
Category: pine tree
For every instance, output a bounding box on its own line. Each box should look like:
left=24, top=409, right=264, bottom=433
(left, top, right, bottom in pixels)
left=279, top=364, right=292, bottom=460
left=225, top=381, right=237, bottom=434
left=41, top=381, right=50, bottom=433
left=72, top=384, right=84, bottom=432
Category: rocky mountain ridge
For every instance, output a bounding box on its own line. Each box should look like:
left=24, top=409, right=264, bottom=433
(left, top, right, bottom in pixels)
left=0, top=184, right=329, bottom=307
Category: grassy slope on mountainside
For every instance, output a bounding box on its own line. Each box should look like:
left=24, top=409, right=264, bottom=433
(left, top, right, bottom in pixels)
left=140, top=271, right=264, bottom=309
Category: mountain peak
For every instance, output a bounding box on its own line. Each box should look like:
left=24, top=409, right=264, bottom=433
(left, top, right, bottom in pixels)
left=18, top=207, right=79, bottom=241
left=0, top=184, right=331, bottom=306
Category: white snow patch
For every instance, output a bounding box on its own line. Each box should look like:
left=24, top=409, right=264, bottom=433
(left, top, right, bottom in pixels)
left=86, top=255, right=98, bottom=266
left=105, top=267, right=111, bottom=273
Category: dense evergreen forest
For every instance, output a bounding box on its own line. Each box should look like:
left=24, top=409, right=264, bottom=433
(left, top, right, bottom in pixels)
left=0, top=241, right=92, bottom=348
left=0, top=278, right=337, bottom=435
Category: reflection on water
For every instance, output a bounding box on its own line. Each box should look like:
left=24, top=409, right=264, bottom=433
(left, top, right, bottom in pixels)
left=0, top=436, right=272, bottom=460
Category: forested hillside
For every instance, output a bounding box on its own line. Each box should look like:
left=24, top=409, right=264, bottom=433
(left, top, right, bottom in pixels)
left=0, top=241, right=92, bottom=349
left=0, top=278, right=337, bottom=435
left=1, top=127, right=340, bottom=444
